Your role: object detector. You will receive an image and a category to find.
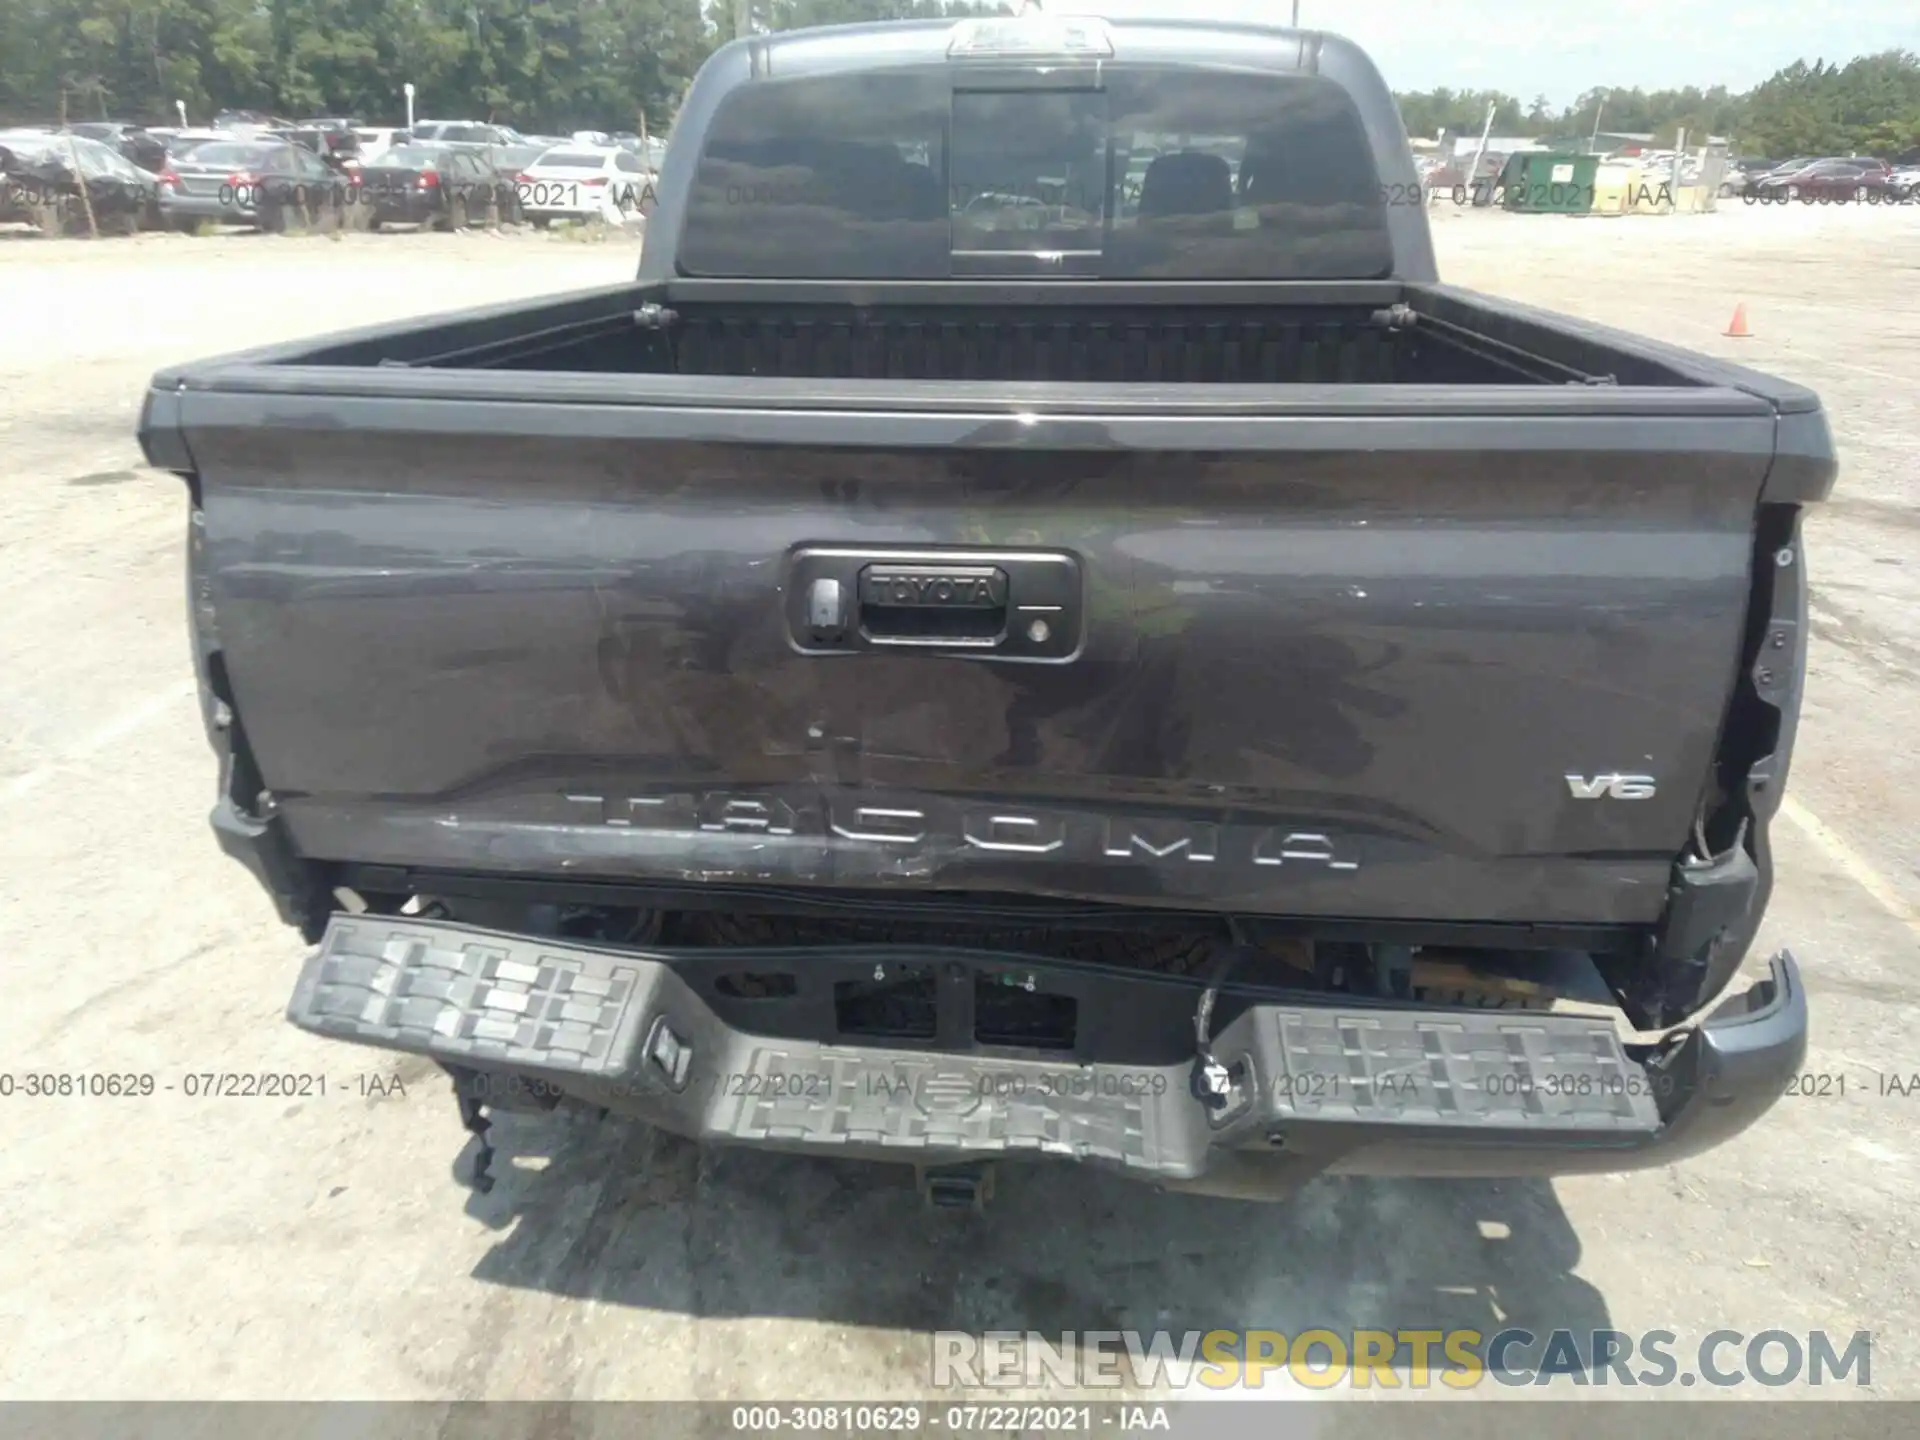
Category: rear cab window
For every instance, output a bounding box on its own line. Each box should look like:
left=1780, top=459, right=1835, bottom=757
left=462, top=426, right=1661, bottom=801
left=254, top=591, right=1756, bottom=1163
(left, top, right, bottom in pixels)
left=677, top=65, right=1394, bottom=279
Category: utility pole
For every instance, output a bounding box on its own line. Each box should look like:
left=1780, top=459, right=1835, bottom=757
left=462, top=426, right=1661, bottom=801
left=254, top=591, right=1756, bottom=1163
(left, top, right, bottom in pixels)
left=1466, top=99, right=1496, bottom=204
left=1589, top=91, right=1607, bottom=154
left=734, top=0, right=751, bottom=41
left=57, top=87, right=100, bottom=239
left=1291, top=2, right=1300, bottom=25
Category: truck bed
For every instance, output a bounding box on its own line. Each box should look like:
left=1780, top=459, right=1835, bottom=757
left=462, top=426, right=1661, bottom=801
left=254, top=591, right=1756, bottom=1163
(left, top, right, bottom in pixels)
left=195, top=280, right=1741, bottom=389
left=141, top=278, right=1828, bottom=964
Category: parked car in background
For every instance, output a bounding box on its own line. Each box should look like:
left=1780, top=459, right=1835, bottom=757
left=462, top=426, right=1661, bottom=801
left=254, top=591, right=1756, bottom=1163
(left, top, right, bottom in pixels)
left=513, top=144, right=649, bottom=227
left=212, top=109, right=297, bottom=135
left=66, top=122, right=167, bottom=173
left=158, top=138, right=352, bottom=232
left=352, top=127, right=412, bottom=164
left=0, top=129, right=160, bottom=233
left=1739, top=155, right=1814, bottom=193
left=272, top=123, right=364, bottom=178
left=1722, top=157, right=1780, bottom=196
left=1841, top=157, right=1892, bottom=180
left=490, top=143, right=548, bottom=179
left=358, top=142, right=520, bottom=229
left=147, top=127, right=229, bottom=158
left=1751, top=157, right=1895, bottom=202
left=1889, top=166, right=1920, bottom=202
left=411, top=121, right=523, bottom=147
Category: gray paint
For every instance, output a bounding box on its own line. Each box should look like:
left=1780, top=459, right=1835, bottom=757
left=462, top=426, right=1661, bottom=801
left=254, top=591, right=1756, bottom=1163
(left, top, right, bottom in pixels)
left=136, top=15, right=1836, bottom=965
left=178, top=414, right=1772, bottom=923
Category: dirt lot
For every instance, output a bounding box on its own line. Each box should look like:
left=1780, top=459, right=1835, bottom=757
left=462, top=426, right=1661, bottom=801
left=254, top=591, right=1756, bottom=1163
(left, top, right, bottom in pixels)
left=1, top=205, right=1918, bottom=1410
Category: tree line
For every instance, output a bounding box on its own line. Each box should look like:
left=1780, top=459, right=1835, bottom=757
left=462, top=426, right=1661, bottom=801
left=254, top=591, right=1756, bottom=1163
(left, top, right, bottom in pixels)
left=4, top=1, right=1916, bottom=161
left=1395, top=50, right=1920, bottom=159
left=0, top=1, right=986, bottom=134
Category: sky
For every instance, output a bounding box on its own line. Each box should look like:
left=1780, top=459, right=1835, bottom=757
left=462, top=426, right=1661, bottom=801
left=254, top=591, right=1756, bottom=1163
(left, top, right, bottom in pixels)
left=1057, top=0, right=1920, bottom=107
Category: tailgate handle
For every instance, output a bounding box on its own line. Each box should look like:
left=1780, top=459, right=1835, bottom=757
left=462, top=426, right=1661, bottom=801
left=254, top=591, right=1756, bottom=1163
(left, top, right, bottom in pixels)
left=856, top=564, right=1009, bottom=644
left=788, top=547, right=1081, bottom=661
left=860, top=564, right=1007, bottom=610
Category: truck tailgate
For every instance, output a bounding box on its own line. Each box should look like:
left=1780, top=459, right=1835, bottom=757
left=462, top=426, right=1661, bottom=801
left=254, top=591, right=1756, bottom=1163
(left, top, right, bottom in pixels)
left=162, top=388, right=1777, bottom=924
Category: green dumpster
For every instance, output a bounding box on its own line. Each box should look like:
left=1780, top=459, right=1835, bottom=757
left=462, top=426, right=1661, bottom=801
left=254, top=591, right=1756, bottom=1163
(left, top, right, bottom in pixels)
left=1501, top=152, right=1599, bottom=213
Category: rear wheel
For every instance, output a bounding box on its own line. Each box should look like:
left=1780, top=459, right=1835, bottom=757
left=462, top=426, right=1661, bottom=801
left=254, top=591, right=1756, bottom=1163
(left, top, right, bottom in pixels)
left=530, top=214, right=550, bottom=230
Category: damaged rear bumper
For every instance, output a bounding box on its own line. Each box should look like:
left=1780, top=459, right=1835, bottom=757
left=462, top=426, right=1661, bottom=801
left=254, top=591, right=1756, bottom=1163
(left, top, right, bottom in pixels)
left=286, top=914, right=1806, bottom=1197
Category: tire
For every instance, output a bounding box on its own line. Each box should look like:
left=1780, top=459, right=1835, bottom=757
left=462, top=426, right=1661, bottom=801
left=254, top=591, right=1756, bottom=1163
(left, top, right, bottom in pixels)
left=530, top=214, right=550, bottom=230
left=1787, top=185, right=1801, bottom=202
left=443, top=195, right=468, bottom=231
left=261, top=202, right=289, bottom=234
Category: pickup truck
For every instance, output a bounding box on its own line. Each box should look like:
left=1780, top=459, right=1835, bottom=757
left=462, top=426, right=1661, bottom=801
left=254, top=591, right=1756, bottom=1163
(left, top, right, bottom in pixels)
left=139, top=16, right=1830, bottom=1207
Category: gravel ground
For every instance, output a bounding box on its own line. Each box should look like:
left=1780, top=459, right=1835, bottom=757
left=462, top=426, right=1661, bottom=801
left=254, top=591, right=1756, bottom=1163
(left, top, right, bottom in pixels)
left=0, top=203, right=1917, bottom=1413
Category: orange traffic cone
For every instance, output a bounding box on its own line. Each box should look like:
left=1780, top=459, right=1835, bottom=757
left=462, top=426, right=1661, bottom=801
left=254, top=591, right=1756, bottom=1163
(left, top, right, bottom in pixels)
left=1724, top=303, right=1750, bottom=338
